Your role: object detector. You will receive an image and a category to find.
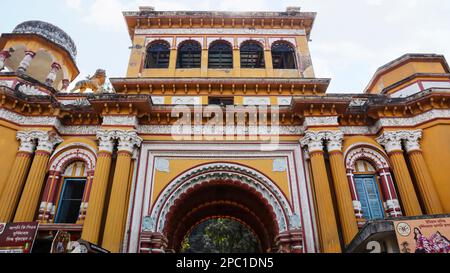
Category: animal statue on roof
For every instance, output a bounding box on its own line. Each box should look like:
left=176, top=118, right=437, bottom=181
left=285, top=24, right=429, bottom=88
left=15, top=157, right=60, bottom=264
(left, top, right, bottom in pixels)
left=71, top=69, right=106, bottom=93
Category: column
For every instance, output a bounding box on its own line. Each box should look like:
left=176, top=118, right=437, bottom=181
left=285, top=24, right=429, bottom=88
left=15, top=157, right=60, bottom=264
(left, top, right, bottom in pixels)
left=14, top=131, right=63, bottom=222
left=0, top=131, right=36, bottom=222
left=325, top=131, right=359, bottom=245
left=232, top=47, right=241, bottom=77
left=201, top=47, right=208, bottom=77
left=77, top=170, right=95, bottom=224
left=61, top=79, right=70, bottom=92
left=102, top=131, right=142, bottom=253
left=404, top=130, right=443, bottom=214
left=377, top=131, right=422, bottom=216
left=0, top=50, right=11, bottom=70
left=378, top=168, right=403, bottom=217
left=301, top=131, right=341, bottom=253
left=37, top=171, right=61, bottom=222
left=168, top=46, right=177, bottom=76
left=45, top=62, right=61, bottom=86
left=17, top=51, right=36, bottom=74
left=264, top=48, right=273, bottom=77
left=81, top=130, right=115, bottom=244
left=346, top=171, right=365, bottom=227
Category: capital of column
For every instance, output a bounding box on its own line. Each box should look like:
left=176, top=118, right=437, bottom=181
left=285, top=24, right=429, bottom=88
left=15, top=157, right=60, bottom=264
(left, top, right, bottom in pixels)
left=300, top=131, right=327, bottom=153
left=97, top=130, right=116, bottom=153
left=376, top=131, right=403, bottom=153
left=35, top=131, right=63, bottom=154
left=16, top=131, right=37, bottom=153
left=325, top=130, right=344, bottom=152
left=116, top=130, right=143, bottom=154
left=402, top=130, right=423, bottom=153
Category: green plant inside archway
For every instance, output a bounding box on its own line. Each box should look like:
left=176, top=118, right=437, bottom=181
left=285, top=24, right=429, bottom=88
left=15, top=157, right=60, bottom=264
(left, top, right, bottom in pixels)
left=181, top=218, right=261, bottom=253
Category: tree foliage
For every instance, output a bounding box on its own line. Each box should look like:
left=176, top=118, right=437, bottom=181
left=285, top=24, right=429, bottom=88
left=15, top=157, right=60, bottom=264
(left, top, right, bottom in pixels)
left=181, top=218, right=261, bottom=253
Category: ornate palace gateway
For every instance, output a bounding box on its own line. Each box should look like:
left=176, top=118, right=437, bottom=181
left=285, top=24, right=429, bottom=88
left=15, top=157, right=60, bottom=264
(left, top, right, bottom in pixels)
left=0, top=6, right=449, bottom=253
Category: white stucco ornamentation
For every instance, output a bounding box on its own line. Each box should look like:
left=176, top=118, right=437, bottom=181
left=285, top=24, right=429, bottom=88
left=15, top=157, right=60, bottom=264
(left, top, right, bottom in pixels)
left=49, top=143, right=97, bottom=172
left=402, top=130, right=423, bottom=153
left=300, top=131, right=326, bottom=153
left=243, top=97, right=271, bottom=106
left=35, top=131, right=63, bottom=153
left=303, top=116, right=339, bottom=127
left=326, top=131, right=344, bottom=152
left=59, top=98, right=91, bottom=107
left=171, top=96, right=201, bottom=105
left=151, top=96, right=165, bottom=105
left=277, top=97, right=293, bottom=106
left=16, top=131, right=38, bottom=153
left=103, top=116, right=138, bottom=127
left=17, top=84, right=49, bottom=96
left=117, top=130, right=143, bottom=153
left=96, top=130, right=116, bottom=153
left=376, top=131, right=403, bottom=153
left=377, top=130, right=425, bottom=154
left=345, top=146, right=390, bottom=171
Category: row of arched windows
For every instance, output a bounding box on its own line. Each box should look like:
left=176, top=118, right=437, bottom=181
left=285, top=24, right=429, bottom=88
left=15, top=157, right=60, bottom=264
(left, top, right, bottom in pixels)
left=144, top=40, right=298, bottom=70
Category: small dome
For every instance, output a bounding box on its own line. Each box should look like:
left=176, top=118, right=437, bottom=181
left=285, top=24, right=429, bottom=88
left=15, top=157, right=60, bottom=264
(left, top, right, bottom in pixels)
left=13, top=20, right=77, bottom=60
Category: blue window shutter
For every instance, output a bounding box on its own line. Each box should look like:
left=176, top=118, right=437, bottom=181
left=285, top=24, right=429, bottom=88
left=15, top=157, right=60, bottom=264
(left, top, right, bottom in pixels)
left=355, top=177, right=371, bottom=219
left=354, top=175, right=385, bottom=221
left=364, top=177, right=385, bottom=220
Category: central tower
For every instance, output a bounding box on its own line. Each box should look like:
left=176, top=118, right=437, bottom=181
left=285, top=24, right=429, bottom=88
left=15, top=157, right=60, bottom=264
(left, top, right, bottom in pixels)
left=111, top=6, right=329, bottom=110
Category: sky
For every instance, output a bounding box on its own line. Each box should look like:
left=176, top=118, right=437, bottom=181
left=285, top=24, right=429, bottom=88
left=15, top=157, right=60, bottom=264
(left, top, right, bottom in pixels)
left=2, top=0, right=450, bottom=93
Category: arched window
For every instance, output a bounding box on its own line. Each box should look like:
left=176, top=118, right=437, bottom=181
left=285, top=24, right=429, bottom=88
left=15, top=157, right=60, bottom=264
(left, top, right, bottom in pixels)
left=208, top=40, right=233, bottom=69
left=353, top=160, right=385, bottom=221
left=271, top=41, right=297, bottom=69
left=177, top=40, right=202, bottom=69
left=54, top=162, right=87, bottom=224
left=144, top=41, right=171, bottom=69
left=240, top=41, right=265, bottom=68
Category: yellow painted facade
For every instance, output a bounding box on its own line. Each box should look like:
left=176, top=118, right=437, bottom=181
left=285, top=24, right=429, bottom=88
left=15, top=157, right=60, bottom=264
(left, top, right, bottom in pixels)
left=0, top=7, right=449, bottom=254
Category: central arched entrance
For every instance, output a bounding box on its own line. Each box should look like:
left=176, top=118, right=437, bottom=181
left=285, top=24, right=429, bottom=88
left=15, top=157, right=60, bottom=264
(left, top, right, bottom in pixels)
left=165, top=178, right=279, bottom=252
left=140, top=163, right=303, bottom=253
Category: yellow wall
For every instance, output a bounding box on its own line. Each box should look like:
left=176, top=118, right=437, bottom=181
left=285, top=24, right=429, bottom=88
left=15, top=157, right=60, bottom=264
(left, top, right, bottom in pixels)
left=421, top=121, right=450, bottom=212
left=151, top=158, right=291, bottom=206
left=368, top=61, right=447, bottom=94
left=0, top=123, right=19, bottom=196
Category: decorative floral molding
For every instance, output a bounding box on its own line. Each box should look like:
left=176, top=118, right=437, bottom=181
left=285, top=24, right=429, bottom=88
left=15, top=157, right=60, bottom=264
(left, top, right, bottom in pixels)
left=103, top=116, right=138, bottom=127
left=345, top=146, right=390, bottom=171
left=17, top=84, right=49, bottom=96
left=303, top=116, right=339, bottom=127
left=171, top=96, right=201, bottom=105
left=243, top=97, right=271, bottom=106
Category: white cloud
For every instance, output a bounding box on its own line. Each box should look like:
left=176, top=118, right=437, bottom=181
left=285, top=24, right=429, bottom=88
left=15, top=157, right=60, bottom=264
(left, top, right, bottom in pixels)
left=65, top=0, right=82, bottom=10
left=62, top=0, right=450, bottom=93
